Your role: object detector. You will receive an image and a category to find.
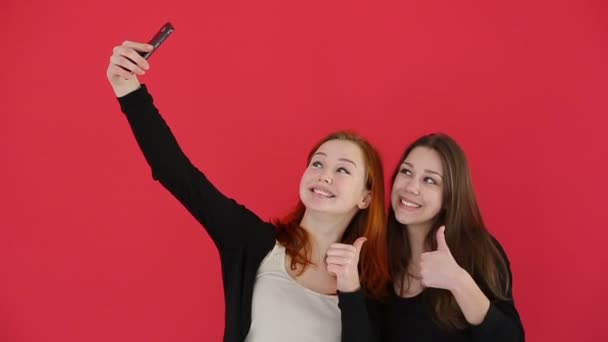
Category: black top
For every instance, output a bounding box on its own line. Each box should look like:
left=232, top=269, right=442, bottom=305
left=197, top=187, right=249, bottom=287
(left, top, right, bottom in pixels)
left=116, top=85, right=374, bottom=342
left=382, top=240, right=525, bottom=342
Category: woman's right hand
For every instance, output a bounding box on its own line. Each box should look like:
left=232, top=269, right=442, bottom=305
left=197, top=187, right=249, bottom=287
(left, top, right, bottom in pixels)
left=106, top=41, right=154, bottom=97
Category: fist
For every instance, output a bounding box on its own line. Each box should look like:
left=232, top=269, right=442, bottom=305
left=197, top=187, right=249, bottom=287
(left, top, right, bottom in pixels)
left=419, top=226, right=464, bottom=291
left=106, top=41, right=153, bottom=97
left=326, top=237, right=366, bottom=293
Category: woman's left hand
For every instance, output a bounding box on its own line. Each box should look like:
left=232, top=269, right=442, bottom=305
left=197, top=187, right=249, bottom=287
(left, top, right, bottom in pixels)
left=326, top=237, right=366, bottom=293
left=419, top=226, right=466, bottom=291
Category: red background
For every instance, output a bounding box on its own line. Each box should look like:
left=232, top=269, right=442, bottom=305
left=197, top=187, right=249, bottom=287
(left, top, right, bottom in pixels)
left=2, top=0, right=607, bottom=341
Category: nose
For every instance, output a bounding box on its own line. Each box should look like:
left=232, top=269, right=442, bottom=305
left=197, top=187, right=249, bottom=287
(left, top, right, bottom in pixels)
left=404, top=178, right=420, bottom=195
left=318, top=172, right=333, bottom=184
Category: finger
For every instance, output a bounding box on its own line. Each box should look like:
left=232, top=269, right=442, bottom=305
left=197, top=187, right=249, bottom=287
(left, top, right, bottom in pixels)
left=436, top=226, right=449, bottom=251
left=420, top=276, right=430, bottom=288
left=328, top=243, right=357, bottom=252
left=110, top=55, right=146, bottom=75
left=326, top=256, right=352, bottom=265
left=419, top=259, right=431, bottom=278
left=121, top=40, right=154, bottom=53
left=419, top=252, right=432, bottom=269
left=353, top=237, right=367, bottom=254
left=108, top=64, right=136, bottom=80
left=420, top=251, right=432, bottom=261
left=326, top=264, right=339, bottom=276
left=326, top=248, right=356, bottom=257
left=114, top=45, right=150, bottom=71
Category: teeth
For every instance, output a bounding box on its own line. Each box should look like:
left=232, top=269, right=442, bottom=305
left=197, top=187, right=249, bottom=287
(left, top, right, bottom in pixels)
left=401, top=199, right=421, bottom=208
left=313, top=188, right=334, bottom=197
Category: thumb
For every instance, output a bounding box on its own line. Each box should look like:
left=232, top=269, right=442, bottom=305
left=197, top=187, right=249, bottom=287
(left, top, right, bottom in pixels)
left=353, top=237, right=368, bottom=255
left=436, top=226, right=449, bottom=251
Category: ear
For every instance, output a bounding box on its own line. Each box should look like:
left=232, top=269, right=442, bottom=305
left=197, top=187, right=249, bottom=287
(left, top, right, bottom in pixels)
left=357, top=191, right=372, bottom=209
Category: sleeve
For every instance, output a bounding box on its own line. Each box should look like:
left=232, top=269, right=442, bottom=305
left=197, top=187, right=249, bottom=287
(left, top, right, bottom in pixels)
left=116, top=85, right=276, bottom=251
left=470, top=238, right=525, bottom=342
left=338, top=289, right=385, bottom=342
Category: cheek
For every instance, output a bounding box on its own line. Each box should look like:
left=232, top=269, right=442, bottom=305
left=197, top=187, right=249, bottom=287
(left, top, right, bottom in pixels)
left=393, top=174, right=410, bottom=189
left=299, top=170, right=313, bottom=190
left=338, top=177, right=364, bottom=197
left=390, top=178, right=404, bottom=198
left=430, top=190, right=443, bottom=211
left=389, top=191, right=399, bottom=207
left=300, top=168, right=316, bottom=182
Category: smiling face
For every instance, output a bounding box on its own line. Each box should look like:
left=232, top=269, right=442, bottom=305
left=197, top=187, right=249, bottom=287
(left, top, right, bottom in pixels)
left=391, top=146, right=445, bottom=231
left=299, top=139, right=371, bottom=216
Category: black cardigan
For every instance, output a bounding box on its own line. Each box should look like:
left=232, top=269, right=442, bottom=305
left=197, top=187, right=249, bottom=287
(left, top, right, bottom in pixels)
left=117, top=85, right=374, bottom=342
left=380, top=239, right=525, bottom=342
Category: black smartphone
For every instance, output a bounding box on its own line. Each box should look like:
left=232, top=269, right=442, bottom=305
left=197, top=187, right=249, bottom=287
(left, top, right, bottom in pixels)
left=140, top=22, right=175, bottom=59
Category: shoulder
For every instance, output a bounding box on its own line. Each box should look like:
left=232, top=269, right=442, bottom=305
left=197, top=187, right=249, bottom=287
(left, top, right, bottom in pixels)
left=487, top=233, right=512, bottom=267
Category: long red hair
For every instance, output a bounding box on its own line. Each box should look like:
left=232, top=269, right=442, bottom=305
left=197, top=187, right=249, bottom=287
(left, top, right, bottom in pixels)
left=275, top=131, right=390, bottom=300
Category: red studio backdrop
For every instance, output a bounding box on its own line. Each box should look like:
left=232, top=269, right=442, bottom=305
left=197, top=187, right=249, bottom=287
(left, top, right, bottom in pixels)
left=1, top=0, right=607, bottom=341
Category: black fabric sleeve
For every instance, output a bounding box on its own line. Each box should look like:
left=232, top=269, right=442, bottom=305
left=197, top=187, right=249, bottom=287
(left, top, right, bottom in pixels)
left=116, top=85, right=276, bottom=252
left=470, top=239, right=525, bottom=342
left=338, top=289, right=385, bottom=342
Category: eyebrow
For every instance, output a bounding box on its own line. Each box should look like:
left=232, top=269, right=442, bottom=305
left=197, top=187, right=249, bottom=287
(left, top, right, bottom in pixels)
left=313, top=152, right=358, bottom=168
left=402, top=161, right=442, bottom=178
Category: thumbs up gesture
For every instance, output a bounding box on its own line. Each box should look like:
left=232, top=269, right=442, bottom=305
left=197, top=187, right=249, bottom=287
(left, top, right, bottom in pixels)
left=326, top=237, right=367, bottom=293
left=419, top=226, right=465, bottom=291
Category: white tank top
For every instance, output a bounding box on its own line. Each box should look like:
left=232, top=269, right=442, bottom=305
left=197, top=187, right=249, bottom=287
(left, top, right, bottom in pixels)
left=244, top=242, right=341, bottom=342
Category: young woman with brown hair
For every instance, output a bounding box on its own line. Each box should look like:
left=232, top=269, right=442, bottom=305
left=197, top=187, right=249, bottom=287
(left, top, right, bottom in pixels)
left=384, top=133, right=524, bottom=341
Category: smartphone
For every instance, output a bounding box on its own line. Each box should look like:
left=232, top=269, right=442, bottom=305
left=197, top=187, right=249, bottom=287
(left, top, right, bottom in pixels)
left=140, top=22, right=175, bottom=59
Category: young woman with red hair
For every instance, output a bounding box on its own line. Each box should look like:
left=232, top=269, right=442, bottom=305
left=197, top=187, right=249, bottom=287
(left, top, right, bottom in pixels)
left=106, top=40, right=390, bottom=342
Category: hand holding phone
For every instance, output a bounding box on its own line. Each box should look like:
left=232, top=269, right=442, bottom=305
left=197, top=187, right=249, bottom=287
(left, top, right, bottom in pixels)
left=107, top=22, right=175, bottom=97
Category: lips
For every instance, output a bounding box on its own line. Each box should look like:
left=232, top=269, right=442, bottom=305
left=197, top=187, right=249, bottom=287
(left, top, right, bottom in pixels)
left=311, top=186, right=336, bottom=198
left=399, top=197, right=421, bottom=208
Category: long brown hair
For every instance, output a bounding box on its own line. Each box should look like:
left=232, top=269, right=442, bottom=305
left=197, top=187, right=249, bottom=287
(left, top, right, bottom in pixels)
left=275, top=131, right=390, bottom=300
left=388, top=133, right=510, bottom=330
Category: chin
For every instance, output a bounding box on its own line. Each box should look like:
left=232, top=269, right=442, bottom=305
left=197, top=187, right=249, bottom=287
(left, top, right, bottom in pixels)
left=394, top=214, right=420, bottom=226
left=301, top=198, right=328, bottom=211
left=306, top=202, right=350, bottom=216
left=392, top=211, right=408, bottom=223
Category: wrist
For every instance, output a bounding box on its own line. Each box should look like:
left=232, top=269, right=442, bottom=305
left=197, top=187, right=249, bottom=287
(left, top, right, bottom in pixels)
left=113, top=81, right=141, bottom=98
left=449, top=267, right=471, bottom=293
left=338, top=277, right=362, bottom=293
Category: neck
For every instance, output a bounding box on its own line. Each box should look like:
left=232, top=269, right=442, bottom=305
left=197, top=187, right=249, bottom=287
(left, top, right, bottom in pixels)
left=406, top=223, right=433, bottom=260
left=300, top=209, right=356, bottom=262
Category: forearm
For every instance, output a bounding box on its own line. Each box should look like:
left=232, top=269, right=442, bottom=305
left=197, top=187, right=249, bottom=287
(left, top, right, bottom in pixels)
left=117, top=85, right=273, bottom=247
left=338, top=290, right=379, bottom=342
left=118, top=84, right=193, bottom=180
left=450, top=269, right=491, bottom=326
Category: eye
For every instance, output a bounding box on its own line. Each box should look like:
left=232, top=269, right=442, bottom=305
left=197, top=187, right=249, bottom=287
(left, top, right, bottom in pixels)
left=337, top=167, right=351, bottom=175
left=400, top=167, right=412, bottom=176
left=424, top=177, right=437, bottom=185
left=311, top=161, right=323, bottom=168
